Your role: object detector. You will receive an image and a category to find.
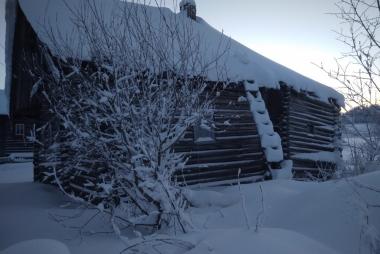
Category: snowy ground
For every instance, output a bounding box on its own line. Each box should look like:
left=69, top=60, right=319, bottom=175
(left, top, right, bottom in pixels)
left=0, top=163, right=379, bottom=254
left=342, top=124, right=375, bottom=160
left=0, top=163, right=33, bottom=184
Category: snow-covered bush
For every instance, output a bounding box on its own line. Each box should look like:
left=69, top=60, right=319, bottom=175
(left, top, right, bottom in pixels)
left=30, top=0, right=226, bottom=233
left=342, top=118, right=380, bottom=176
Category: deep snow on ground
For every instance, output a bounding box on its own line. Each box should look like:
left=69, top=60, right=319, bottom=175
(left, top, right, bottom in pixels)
left=0, top=162, right=33, bottom=184
left=0, top=163, right=379, bottom=254
left=2, top=239, right=70, bottom=254
left=342, top=123, right=380, bottom=173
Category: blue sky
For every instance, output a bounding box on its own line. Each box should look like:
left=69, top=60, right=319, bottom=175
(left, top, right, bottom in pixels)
left=0, top=0, right=344, bottom=90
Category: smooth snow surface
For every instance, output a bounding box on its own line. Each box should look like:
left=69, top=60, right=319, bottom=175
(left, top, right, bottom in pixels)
left=0, top=162, right=33, bottom=183
left=184, top=228, right=339, bottom=254
left=2, top=239, right=71, bottom=254
left=18, top=0, right=344, bottom=106
left=274, top=160, right=293, bottom=179
left=1, top=163, right=379, bottom=254
left=188, top=175, right=380, bottom=254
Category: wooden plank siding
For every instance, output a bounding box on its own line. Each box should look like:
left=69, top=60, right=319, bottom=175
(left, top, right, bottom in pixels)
left=0, top=117, right=10, bottom=159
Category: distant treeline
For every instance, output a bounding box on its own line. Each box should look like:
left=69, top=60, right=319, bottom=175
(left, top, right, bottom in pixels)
left=343, top=105, right=380, bottom=124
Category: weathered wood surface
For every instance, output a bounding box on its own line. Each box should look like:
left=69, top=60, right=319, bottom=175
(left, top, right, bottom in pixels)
left=285, top=88, right=340, bottom=179
left=33, top=82, right=267, bottom=199
left=173, top=83, right=267, bottom=185
left=10, top=5, right=41, bottom=118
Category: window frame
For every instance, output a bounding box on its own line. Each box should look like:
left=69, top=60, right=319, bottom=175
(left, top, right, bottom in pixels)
left=193, top=118, right=216, bottom=145
left=15, top=124, right=25, bottom=136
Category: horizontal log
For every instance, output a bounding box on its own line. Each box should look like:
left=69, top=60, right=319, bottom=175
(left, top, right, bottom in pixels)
left=174, top=141, right=261, bottom=153
left=214, top=109, right=252, bottom=114
left=292, top=158, right=336, bottom=167
left=288, top=128, right=334, bottom=142
left=182, top=129, right=258, bottom=139
left=180, top=159, right=265, bottom=176
left=177, top=135, right=261, bottom=147
left=290, top=101, right=338, bottom=118
left=183, top=147, right=261, bottom=156
left=186, top=151, right=263, bottom=165
left=175, top=169, right=266, bottom=185
left=214, top=124, right=258, bottom=132
left=290, top=98, right=339, bottom=116
left=289, top=140, right=334, bottom=151
left=288, top=116, right=335, bottom=133
left=289, top=111, right=335, bottom=126
left=290, top=92, right=337, bottom=109
left=179, top=174, right=264, bottom=187
left=184, top=159, right=262, bottom=170
left=290, top=109, right=336, bottom=123
left=284, top=135, right=331, bottom=146
left=289, top=146, right=334, bottom=154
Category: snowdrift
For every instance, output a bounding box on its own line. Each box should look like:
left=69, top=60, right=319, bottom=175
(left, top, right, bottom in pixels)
left=1, top=163, right=379, bottom=254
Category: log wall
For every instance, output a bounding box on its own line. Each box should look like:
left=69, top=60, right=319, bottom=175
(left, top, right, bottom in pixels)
left=278, top=84, right=341, bottom=179
left=173, top=83, right=267, bottom=185
left=10, top=4, right=41, bottom=119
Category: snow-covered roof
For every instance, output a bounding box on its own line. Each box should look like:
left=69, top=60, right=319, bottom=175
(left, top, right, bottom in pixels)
left=18, top=0, right=344, bottom=106
left=0, top=90, right=9, bottom=115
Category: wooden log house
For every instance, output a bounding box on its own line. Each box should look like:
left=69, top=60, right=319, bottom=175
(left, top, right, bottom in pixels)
left=0, top=0, right=344, bottom=192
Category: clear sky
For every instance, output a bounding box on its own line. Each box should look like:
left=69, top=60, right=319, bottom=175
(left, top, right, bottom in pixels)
left=193, top=0, right=344, bottom=90
left=0, top=0, right=344, bottom=90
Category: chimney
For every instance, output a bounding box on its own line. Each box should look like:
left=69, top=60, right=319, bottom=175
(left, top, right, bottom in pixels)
left=180, top=0, right=196, bottom=21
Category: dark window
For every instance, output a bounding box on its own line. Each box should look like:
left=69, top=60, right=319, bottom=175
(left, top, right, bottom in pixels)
left=194, top=118, right=215, bottom=144
left=15, top=124, right=25, bottom=136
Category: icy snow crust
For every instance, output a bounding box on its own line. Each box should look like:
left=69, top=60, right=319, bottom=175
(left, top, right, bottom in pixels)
left=18, top=0, right=344, bottom=106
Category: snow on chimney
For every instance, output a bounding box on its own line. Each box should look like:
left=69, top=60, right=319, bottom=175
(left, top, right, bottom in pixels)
left=180, top=0, right=196, bottom=21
